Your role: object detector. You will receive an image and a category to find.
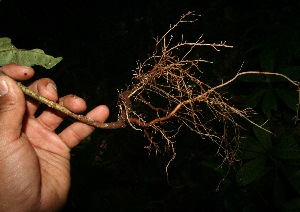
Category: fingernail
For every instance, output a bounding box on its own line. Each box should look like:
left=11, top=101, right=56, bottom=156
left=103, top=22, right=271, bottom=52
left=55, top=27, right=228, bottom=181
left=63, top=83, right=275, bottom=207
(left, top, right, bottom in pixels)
left=0, top=80, right=8, bottom=97
left=46, top=82, right=57, bottom=93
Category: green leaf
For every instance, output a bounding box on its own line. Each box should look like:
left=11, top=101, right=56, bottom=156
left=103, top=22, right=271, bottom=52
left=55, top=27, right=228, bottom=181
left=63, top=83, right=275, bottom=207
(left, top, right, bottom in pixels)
left=236, top=157, right=267, bottom=186
left=273, top=173, right=286, bottom=208
left=276, top=88, right=298, bottom=112
left=0, top=37, right=62, bottom=69
left=282, top=198, right=300, bottom=212
left=261, top=89, right=278, bottom=118
left=200, top=158, right=227, bottom=176
left=280, top=66, right=300, bottom=81
left=272, top=133, right=300, bottom=159
left=259, top=48, right=275, bottom=72
left=241, top=86, right=267, bottom=108
left=281, top=165, right=300, bottom=194
left=0, top=37, right=16, bottom=50
left=282, top=109, right=296, bottom=126
left=239, top=137, right=266, bottom=159
left=253, top=123, right=272, bottom=151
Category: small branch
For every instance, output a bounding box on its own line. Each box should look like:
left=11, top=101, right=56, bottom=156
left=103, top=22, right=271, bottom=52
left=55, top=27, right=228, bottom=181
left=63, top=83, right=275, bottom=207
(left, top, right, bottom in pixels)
left=18, top=81, right=127, bottom=129
left=0, top=71, right=126, bottom=129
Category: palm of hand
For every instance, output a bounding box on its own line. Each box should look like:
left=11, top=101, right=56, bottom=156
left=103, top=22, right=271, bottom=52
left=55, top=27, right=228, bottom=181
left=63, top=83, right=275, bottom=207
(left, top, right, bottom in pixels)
left=0, top=64, right=109, bottom=211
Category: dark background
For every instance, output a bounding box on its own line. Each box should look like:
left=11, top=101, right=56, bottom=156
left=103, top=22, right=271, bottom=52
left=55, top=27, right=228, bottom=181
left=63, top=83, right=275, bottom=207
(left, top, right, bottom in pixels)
left=1, top=0, right=300, bottom=211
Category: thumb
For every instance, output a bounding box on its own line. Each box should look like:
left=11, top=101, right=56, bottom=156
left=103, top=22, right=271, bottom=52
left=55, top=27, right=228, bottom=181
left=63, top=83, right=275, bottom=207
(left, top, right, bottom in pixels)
left=0, top=74, right=25, bottom=142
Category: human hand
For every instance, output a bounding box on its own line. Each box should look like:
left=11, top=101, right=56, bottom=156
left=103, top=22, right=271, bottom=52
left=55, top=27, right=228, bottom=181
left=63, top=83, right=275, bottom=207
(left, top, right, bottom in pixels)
left=0, top=64, right=109, bottom=211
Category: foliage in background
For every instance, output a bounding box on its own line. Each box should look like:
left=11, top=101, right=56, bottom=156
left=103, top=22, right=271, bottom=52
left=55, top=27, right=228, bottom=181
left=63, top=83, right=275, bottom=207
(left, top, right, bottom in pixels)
left=214, top=1, right=300, bottom=211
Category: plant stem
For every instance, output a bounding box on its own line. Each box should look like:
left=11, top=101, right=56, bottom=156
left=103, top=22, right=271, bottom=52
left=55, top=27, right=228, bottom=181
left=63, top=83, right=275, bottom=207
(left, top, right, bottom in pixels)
left=16, top=81, right=126, bottom=129
left=0, top=71, right=126, bottom=129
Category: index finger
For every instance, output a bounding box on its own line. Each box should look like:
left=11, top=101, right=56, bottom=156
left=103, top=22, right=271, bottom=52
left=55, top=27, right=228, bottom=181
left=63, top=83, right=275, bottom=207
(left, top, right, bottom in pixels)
left=0, top=64, right=34, bottom=81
